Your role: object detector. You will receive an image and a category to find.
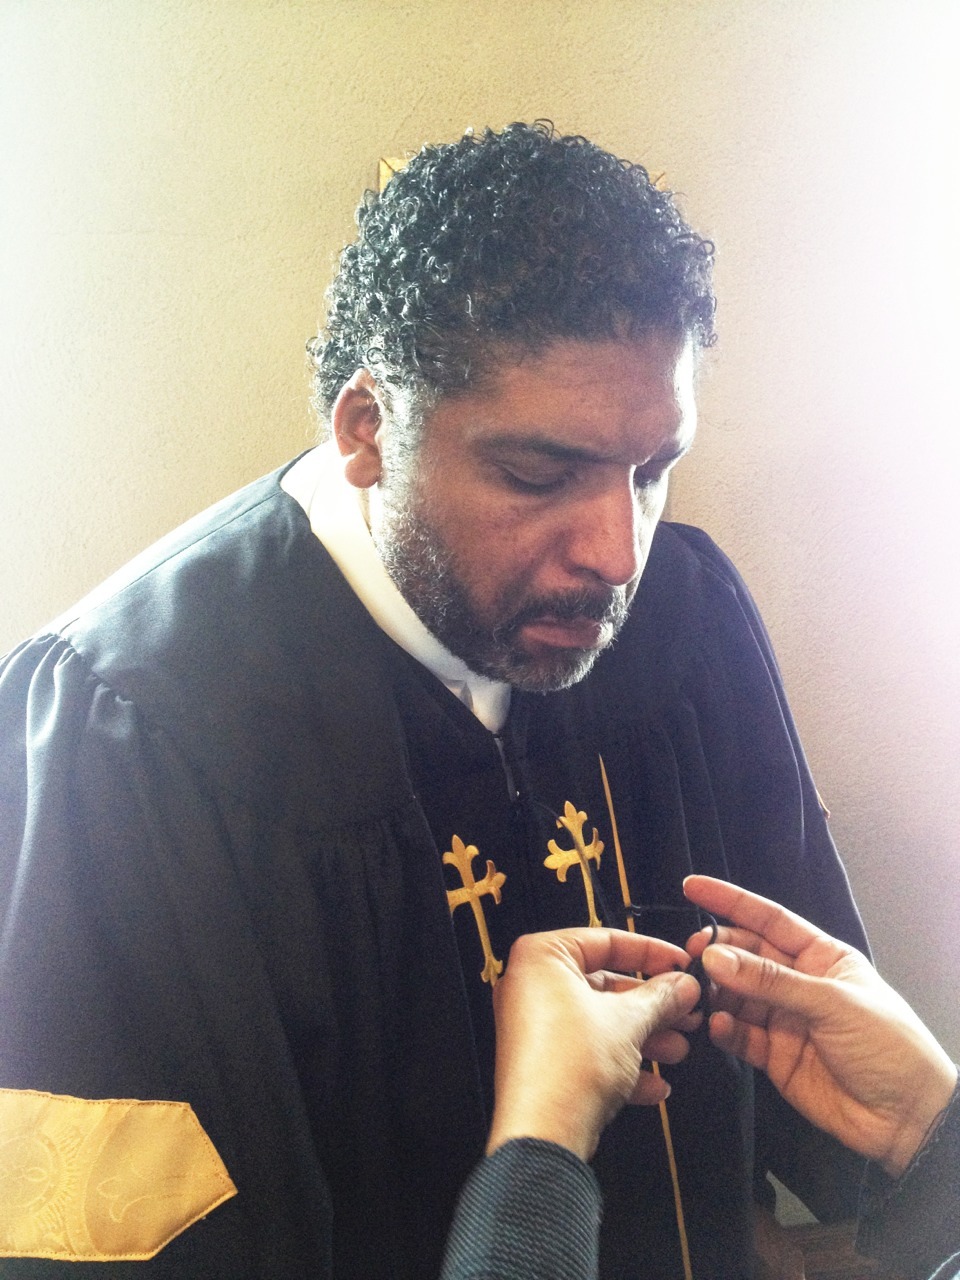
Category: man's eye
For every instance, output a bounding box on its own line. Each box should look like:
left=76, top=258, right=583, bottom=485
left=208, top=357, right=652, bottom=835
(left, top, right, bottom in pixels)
left=634, top=468, right=667, bottom=492
left=501, top=469, right=569, bottom=494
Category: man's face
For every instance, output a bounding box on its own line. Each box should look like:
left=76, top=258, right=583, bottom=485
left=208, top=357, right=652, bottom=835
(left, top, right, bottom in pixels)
left=370, top=333, right=697, bottom=692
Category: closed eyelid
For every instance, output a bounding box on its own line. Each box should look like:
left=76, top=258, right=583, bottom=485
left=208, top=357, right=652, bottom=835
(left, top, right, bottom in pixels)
left=644, top=440, right=692, bottom=469
left=480, top=434, right=692, bottom=496
left=499, top=464, right=574, bottom=493
left=635, top=457, right=680, bottom=484
left=499, top=455, right=676, bottom=491
left=482, top=443, right=578, bottom=484
left=634, top=445, right=690, bottom=485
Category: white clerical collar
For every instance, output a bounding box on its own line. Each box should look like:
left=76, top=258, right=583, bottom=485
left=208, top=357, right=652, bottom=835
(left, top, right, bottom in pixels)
left=281, top=445, right=512, bottom=733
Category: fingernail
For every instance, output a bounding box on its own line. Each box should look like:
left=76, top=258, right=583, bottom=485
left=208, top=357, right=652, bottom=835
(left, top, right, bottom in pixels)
left=703, top=944, right=738, bottom=973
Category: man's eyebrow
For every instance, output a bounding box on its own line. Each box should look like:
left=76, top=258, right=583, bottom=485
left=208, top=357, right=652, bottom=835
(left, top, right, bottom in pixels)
left=475, top=433, right=694, bottom=467
left=477, top=436, right=603, bottom=463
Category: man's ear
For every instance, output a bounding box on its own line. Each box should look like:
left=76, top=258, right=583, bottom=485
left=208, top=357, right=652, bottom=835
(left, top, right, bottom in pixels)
left=331, top=369, right=387, bottom=489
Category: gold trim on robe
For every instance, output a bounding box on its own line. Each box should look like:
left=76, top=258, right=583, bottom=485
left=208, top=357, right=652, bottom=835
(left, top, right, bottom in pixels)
left=0, top=1088, right=237, bottom=1261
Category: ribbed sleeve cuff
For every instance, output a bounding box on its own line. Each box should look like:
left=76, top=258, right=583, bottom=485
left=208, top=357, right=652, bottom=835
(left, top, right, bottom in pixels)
left=441, top=1139, right=602, bottom=1280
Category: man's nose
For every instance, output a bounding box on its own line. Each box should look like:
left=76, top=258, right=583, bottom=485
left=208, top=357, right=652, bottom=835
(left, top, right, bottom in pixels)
left=565, top=483, right=645, bottom=588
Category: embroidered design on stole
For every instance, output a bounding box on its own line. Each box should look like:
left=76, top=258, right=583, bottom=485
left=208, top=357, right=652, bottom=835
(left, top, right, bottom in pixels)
left=0, top=1089, right=236, bottom=1261
left=444, top=835, right=506, bottom=986
left=542, top=800, right=604, bottom=927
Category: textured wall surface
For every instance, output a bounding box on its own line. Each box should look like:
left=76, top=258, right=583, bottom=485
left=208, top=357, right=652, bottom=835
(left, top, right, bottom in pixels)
left=2, top=0, right=958, bottom=1052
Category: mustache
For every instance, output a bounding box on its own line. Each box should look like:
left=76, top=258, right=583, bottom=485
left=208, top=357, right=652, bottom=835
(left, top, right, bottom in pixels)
left=495, top=587, right=629, bottom=637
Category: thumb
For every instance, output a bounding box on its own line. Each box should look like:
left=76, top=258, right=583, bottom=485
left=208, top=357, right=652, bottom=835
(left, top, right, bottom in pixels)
left=702, top=944, right=824, bottom=1018
left=629, top=970, right=700, bottom=1036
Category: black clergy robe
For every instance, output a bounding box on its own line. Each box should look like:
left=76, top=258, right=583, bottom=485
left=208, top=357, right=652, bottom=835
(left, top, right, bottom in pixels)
left=0, top=463, right=868, bottom=1278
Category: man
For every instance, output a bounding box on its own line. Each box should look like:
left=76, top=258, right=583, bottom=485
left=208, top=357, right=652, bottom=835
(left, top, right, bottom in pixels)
left=0, top=122, right=867, bottom=1278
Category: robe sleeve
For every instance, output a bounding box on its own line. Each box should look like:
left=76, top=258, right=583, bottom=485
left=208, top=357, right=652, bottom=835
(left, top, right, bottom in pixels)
left=0, top=635, right=333, bottom=1277
left=856, top=1082, right=960, bottom=1280
left=441, top=1140, right=601, bottom=1280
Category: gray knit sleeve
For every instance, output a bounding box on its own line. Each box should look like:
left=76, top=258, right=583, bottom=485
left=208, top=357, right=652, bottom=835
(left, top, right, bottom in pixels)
left=440, top=1139, right=603, bottom=1280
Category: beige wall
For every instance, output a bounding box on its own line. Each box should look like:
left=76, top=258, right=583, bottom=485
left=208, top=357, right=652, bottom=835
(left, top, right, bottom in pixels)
left=3, top=1, right=958, bottom=1052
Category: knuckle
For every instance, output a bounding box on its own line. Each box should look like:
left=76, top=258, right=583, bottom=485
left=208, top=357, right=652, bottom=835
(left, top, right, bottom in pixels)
left=754, top=955, right=784, bottom=994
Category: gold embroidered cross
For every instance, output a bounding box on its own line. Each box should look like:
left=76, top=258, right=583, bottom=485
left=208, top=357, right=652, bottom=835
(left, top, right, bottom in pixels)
left=444, top=835, right=506, bottom=986
left=544, top=801, right=604, bottom=928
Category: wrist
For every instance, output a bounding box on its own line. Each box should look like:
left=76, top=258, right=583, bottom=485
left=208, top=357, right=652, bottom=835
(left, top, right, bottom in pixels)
left=486, top=1094, right=602, bottom=1163
left=881, top=1060, right=959, bottom=1178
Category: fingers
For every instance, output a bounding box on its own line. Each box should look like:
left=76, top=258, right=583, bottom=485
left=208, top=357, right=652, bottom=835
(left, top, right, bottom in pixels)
left=706, top=1009, right=774, bottom=1071
left=589, top=969, right=700, bottom=1053
left=686, top=924, right=803, bottom=1029
left=592, top=971, right=701, bottom=1059
left=487, top=935, right=702, bottom=1158
left=558, top=927, right=692, bottom=979
left=587, top=967, right=700, bottom=1061
left=629, top=1070, right=672, bottom=1106
left=642, top=1027, right=693, bottom=1065
left=683, top=875, right=823, bottom=960
left=498, top=930, right=700, bottom=1057
left=634, top=968, right=701, bottom=1028
left=686, top=923, right=794, bottom=969
left=700, top=943, right=833, bottom=1021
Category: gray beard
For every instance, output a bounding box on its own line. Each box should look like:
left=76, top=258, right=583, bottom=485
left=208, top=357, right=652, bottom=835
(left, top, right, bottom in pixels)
left=373, top=492, right=630, bottom=694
